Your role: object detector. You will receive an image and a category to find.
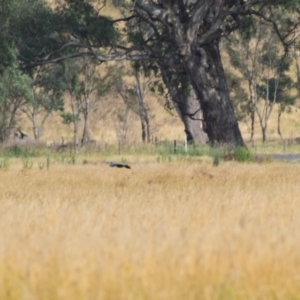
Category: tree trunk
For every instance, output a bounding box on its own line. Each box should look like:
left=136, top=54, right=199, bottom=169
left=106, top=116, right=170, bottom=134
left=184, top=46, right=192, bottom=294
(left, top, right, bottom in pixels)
left=140, top=117, right=146, bottom=143
left=277, top=110, right=283, bottom=140
left=135, top=0, right=245, bottom=147
left=32, top=111, right=40, bottom=140
left=69, top=94, right=79, bottom=151
left=175, top=90, right=207, bottom=144
left=262, top=126, right=267, bottom=143
left=160, top=68, right=207, bottom=144
left=250, top=110, right=255, bottom=143
left=81, top=110, right=90, bottom=145
left=81, top=73, right=91, bottom=145
left=134, top=69, right=151, bottom=143
left=181, top=39, right=245, bottom=147
left=5, top=99, right=22, bottom=142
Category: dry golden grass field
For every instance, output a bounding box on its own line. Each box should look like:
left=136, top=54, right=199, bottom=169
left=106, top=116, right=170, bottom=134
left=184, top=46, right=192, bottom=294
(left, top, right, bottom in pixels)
left=0, top=155, right=300, bottom=300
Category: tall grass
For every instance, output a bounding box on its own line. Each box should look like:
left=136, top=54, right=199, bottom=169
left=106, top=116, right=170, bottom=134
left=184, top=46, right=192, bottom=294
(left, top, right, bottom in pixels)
left=0, top=159, right=300, bottom=299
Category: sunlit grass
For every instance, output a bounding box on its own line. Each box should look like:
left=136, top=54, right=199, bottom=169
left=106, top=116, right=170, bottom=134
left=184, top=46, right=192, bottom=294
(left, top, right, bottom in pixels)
left=0, top=157, right=300, bottom=299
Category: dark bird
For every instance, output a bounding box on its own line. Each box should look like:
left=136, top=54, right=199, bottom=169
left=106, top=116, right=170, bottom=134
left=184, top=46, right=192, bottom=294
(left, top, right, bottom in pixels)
left=109, top=161, right=131, bottom=169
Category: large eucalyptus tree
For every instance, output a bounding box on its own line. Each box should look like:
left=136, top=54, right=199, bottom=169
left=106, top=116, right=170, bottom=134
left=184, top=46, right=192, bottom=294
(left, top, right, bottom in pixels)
left=133, top=0, right=300, bottom=146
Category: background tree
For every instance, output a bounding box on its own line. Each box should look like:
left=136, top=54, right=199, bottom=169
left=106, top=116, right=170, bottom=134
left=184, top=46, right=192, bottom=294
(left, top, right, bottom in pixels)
left=114, top=63, right=152, bottom=143
left=293, top=42, right=300, bottom=97
left=255, top=27, right=291, bottom=143
left=60, top=60, right=81, bottom=150
left=60, top=57, right=115, bottom=147
left=73, top=57, right=115, bottom=145
left=0, top=63, right=33, bottom=142
left=225, top=71, right=251, bottom=137
left=271, top=76, right=296, bottom=140
left=21, top=65, right=65, bottom=140
left=226, top=12, right=295, bottom=143
left=121, top=4, right=207, bottom=144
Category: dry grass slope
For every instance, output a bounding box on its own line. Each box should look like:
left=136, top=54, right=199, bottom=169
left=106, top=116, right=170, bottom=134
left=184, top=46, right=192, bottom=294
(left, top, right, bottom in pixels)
left=0, top=160, right=300, bottom=299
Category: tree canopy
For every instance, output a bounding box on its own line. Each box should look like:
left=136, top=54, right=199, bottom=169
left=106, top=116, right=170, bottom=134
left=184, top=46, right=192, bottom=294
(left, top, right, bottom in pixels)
left=0, top=0, right=299, bottom=145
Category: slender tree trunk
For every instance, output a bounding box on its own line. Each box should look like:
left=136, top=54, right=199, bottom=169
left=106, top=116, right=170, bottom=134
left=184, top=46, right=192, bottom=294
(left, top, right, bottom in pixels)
left=277, top=110, right=283, bottom=140
left=134, top=69, right=151, bottom=143
left=32, top=109, right=40, bottom=140
left=140, top=117, right=146, bottom=143
left=81, top=75, right=91, bottom=145
left=81, top=93, right=90, bottom=145
left=70, top=94, right=79, bottom=150
left=250, top=110, right=255, bottom=143
left=26, top=100, right=40, bottom=140
left=262, top=126, right=267, bottom=143
left=5, top=99, right=22, bottom=142
left=248, top=80, right=256, bottom=143
left=0, top=101, right=10, bottom=142
left=81, top=110, right=90, bottom=145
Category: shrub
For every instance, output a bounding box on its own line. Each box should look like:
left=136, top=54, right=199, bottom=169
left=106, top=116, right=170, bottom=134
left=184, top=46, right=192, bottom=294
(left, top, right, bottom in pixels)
left=233, top=147, right=251, bottom=162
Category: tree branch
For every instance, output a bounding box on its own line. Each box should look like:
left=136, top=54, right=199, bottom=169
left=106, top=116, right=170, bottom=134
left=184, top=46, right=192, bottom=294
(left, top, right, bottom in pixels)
left=22, top=50, right=155, bottom=69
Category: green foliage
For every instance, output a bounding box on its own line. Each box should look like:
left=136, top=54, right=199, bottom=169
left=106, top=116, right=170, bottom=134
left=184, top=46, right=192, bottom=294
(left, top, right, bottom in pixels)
left=0, top=0, right=19, bottom=72
left=22, top=157, right=34, bottom=170
left=232, top=147, right=252, bottom=162
left=3, top=144, right=48, bottom=158
left=239, top=16, right=257, bottom=42
left=60, top=112, right=76, bottom=125
left=58, top=0, right=118, bottom=47
left=30, top=65, right=65, bottom=112
left=7, top=0, right=118, bottom=70
left=225, top=71, right=251, bottom=123
left=37, top=155, right=51, bottom=170
left=57, top=153, right=76, bottom=165
left=10, top=0, right=60, bottom=65
left=0, top=157, right=10, bottom=170
left=0, top=63, right=33, bottom=141
left=212, top=154, right=220, bottom=167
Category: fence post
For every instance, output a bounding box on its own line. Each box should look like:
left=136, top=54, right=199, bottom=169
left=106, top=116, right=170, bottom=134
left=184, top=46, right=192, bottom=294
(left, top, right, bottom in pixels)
left=185, top=136, right=188, bottom=153
left=174, top=140, right=177, bottom=154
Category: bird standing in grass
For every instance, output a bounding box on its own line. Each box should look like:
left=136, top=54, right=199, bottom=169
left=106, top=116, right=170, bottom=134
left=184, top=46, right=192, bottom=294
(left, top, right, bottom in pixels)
left=109, top=161, right=131, bottom=169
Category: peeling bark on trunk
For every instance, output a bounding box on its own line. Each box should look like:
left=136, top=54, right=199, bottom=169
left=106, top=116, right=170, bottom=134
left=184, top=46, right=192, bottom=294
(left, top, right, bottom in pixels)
left=182, top=39, right=244, bottom=146
left=174, top=93, right=207, bottom=144
left=160, top=67, right=207, bottom=144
